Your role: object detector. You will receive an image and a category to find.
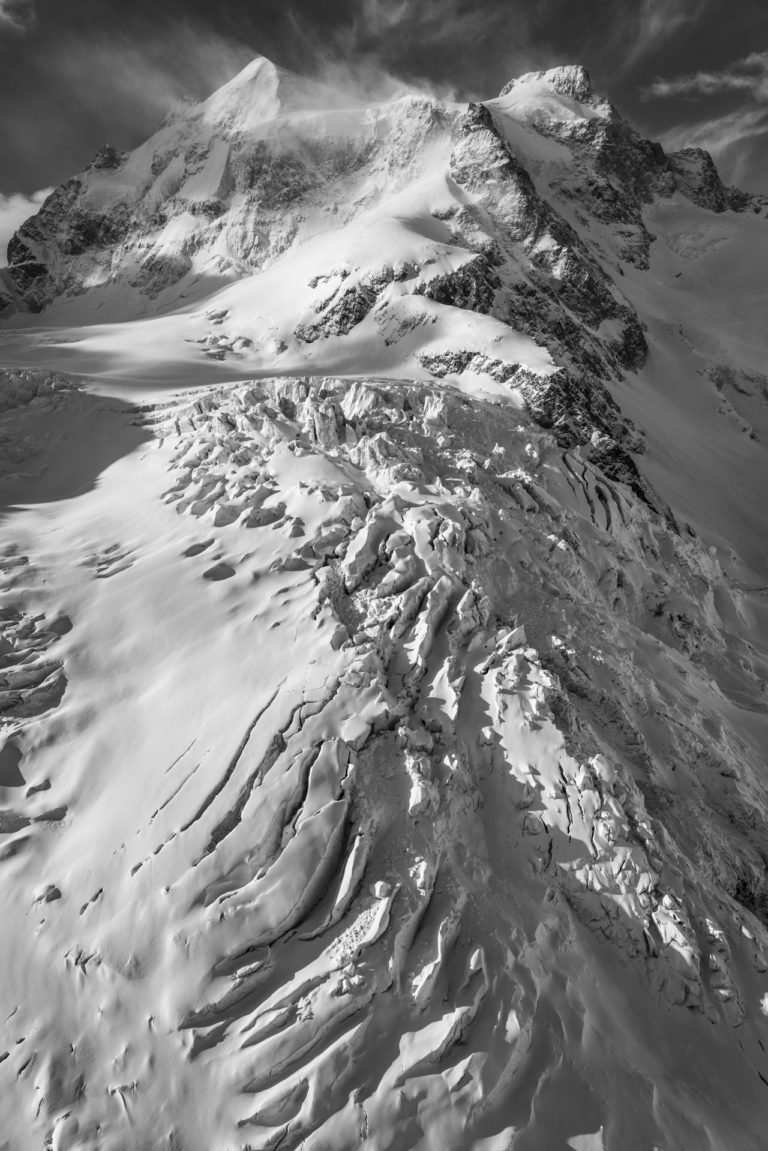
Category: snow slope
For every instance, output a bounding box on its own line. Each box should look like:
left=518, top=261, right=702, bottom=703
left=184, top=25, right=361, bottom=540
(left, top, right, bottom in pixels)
left=0, top=60, right=767, bottom=1151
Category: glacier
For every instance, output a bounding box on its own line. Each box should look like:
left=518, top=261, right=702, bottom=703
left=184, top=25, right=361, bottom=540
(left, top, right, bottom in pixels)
left=0, top=58, right=767, bottom=1150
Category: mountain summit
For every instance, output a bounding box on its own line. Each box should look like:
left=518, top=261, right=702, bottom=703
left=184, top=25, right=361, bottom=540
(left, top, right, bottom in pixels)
left=500, top=63, right=611, bottom=108
left=2, top=56, right=759, bottom=495
left=0, top=59, right=768, bottom=1151
left=2, top=54, right=756, bottom=319
left=199, top=55, right=350, bottom=127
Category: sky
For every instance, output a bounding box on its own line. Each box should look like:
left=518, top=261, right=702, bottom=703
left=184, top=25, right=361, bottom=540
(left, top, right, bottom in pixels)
left=0, top=0, right=766, bottom=253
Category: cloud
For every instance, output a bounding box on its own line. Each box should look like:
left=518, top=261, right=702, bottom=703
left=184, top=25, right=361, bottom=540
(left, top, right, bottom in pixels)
left=0, top=189, right=52, bottom=266
left=343, top=0, right=500, bottom=50
left=286, top=0, right=544, bottom=105
left=0, top=0, right=34, bottom=33
left=645, top=50, right=768, bottom=101
left=635, top=0, right=705, bottom=46
left=645, top=51, right=768, bottom=191
left=599, top=0, right=707, bottom=73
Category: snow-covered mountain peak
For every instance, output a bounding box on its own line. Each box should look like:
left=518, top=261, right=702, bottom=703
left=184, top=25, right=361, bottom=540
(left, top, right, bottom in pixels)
left=538, top=63, right=595, bottom=100
left=5, top=56, right=759, bottom=325
left=199, top=55, right=290, bottom=129
left=498, top=63, right=616, bottom=121
left=199, top=54, right=348, bottom=132
left=1, top=56, right=762, bottom=480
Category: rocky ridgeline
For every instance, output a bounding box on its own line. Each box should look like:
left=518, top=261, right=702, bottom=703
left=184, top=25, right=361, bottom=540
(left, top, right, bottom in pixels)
left=501, top=65, right=764, bottom=268
left=119, top=372, right=768, bottom=1145
left=4, top=63, right=759, bottom=316
left=2, top=63, right=764, bottom=505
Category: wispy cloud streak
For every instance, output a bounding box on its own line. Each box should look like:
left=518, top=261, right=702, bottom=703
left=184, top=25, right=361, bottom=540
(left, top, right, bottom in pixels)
left=0, top=0, right=35, bottom=33
left=285, top=0, right=544, bottom=104
left=645, top=51, right=768, bottom=100
left=342, top=0, right=502, bottom=50
left=619, top=0, right=707, bottom=68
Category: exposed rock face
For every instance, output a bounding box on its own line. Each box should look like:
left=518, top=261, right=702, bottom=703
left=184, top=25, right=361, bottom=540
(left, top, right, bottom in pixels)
left=413, top=248, right=501, bottom=313
left=441, top=97, right=653, bottom=483
left=497, top=67, right=765, bottom=272
left=89, top=144, right=125, bottom=171
left=668, top=147, right=750, bottom=212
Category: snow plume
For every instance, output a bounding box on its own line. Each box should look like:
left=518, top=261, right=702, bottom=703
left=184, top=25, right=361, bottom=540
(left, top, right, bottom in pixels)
left=288, top=0, right=543, bottom=105
left=305, top=51, right=459, bottom=109
left=0, top=189, right=51, bottom=265
left=0, top=0, right=34, bottom=33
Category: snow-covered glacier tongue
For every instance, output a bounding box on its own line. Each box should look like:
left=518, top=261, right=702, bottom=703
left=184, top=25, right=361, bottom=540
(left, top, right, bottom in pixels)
left=1, top=58, right=768, bottom=1151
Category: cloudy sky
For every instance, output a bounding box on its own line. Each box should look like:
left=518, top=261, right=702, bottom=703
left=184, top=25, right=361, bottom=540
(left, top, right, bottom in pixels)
left=0, top=0, right=766, bottom=252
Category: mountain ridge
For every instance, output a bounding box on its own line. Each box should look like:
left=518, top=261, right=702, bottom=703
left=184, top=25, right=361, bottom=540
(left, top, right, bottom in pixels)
left=2, top=58, right=762, bottom=318
left=2, top=55, right=760, bottom=523
left=0, top=56, right=767, bottom=1151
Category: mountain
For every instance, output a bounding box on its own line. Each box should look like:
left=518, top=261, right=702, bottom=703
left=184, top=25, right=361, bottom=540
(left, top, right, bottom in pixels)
left=0, top=57, right=767, bottom=1151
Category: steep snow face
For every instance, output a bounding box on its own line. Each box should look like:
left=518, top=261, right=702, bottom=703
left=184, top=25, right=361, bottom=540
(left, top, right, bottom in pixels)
left=0, top=58, right=768, bottom=1151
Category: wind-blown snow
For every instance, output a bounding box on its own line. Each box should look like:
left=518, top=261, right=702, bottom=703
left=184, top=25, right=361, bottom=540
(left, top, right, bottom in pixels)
left=0, top=59, right=767, bottom=1151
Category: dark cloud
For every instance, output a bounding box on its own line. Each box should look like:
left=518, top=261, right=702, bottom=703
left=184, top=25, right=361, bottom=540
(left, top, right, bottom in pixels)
left=0, top=12, right=256, bottom=191
left=47, top=24, right=254, bottom=126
